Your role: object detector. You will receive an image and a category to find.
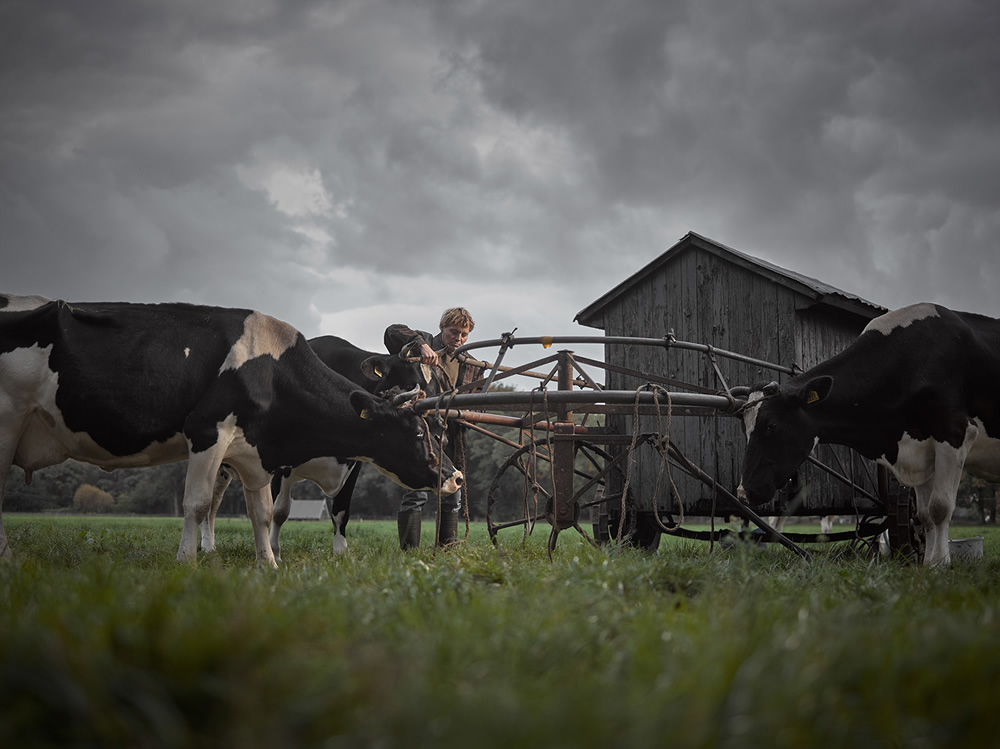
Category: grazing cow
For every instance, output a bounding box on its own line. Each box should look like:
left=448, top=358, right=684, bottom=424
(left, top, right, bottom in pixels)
left=737, top=303, right=1000, bottom=565
left=0, top=295, right=461, bottom=567
left=202, top=335, right=447, bottom=559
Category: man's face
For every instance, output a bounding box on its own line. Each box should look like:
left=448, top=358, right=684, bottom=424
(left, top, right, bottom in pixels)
left=441, top=324, right=471, bottom=354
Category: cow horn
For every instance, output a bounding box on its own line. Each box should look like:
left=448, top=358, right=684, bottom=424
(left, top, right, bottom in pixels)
left=729, top=386, right=751, bottom=397
left=391, top=385, right=424, bottom=406
left=762, top=381, right=780, bottom=396
left=398, top=341, right=423, bottom=362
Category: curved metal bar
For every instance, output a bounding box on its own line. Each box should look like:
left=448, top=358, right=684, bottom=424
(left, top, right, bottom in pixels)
left=454, top=335, right=797, bottom=375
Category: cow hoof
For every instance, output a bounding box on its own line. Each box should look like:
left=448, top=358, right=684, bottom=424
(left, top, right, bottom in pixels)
left=332, top=535, right=349, bottom=555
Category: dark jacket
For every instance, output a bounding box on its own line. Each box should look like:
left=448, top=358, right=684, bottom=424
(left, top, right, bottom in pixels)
left=383, top=323, right=481, bottom=390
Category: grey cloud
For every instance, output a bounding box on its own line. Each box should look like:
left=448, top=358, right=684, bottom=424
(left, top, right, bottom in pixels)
left=429, top=1, right=1000, bottom=289
left=2, top=0, right=998, bottom=351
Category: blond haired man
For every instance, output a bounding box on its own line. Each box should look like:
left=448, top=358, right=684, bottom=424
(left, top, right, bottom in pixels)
left=384, top=308, right=479, bottom=549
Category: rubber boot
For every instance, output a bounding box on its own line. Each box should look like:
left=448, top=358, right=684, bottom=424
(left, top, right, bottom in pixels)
left=436, top=511, right=460, bottom=548
left=397, top=510, right=422, bottom=550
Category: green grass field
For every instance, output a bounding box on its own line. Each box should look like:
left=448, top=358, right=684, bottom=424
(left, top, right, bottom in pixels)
left=2, top=514, right=998, bottom=748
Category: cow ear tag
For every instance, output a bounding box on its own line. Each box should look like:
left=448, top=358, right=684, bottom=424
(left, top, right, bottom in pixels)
left=805, top=390, right=820, bottom=405
left=373, top=365, right=383, bottom=378
left=360, top=408, right=371, bottom=420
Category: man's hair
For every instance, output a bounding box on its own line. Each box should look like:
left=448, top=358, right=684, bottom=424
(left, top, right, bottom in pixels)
left=440, top=307, right=475, bottom=331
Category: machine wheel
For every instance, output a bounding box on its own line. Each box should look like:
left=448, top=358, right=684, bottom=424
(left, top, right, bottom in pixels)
left=487, top=438, right=631, bottom=545
left=884, top=483, right=924, bottom=561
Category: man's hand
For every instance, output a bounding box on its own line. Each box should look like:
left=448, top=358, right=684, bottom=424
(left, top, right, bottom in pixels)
left=419, top=343, right=440, bottom=366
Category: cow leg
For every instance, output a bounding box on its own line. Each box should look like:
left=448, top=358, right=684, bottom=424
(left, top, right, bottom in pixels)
left=243, top=483, right=277, bottom=569
left=269, top=475, right=294, bottom=562
left=178, top=449, right=228, bottom=564
left=330, top=463, right=361, bottom=555
left=917, top=424, right=979, bottom=565
left=201, top=466, right=236, bottom=553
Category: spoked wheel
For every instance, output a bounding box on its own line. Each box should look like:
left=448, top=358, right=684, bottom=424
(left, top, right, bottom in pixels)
left=486, top=437, right=627, bottom=547
left=885, top=484, right=924, bottom=562
left=875, top=464, right=923, bottom=561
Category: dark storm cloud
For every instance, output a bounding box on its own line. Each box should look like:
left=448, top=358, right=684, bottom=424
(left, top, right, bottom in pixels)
left=2, top=0, right=998, bottom=356
left=2, top=0, right=345, bottom=322
left=430, top=0, right=1000, bottom=310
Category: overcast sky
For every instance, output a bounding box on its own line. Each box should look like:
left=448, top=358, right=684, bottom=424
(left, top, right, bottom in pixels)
left=3, top=0, right=998, bottom=370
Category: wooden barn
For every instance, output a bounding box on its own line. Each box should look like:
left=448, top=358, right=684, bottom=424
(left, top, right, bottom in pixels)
left=286, top=499, right=331, bottom=521
left=574, top=231, right=887, bottom=524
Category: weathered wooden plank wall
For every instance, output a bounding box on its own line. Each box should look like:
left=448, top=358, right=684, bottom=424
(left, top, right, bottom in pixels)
left=793, top=306, right=881, bottom=516
left=598, top=246, right=881, bottom=518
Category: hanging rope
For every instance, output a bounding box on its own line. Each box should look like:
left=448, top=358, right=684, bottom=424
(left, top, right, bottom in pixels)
left=643, top=383, right=684, bottom=533
left=521, top=384, right=551, bottom=543
left=431, top=384, right=458, bottom=555
left=423, top=350, right=475, bottom=553
left=616, top=387, right=648, bottom=543
left=616, top=383, right=684, bottom=544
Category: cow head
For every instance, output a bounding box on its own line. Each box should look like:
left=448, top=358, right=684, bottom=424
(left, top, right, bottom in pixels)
left=360, top=347, right=449, bottom=398
left=359, top=353, right=422, bottom=395
left=349, top=388, right=462, bottom=495
left=736, top=376, right=833, bottom=505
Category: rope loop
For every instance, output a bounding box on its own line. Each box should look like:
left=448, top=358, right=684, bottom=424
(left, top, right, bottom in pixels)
left=617, top=383, right=685, bottom=541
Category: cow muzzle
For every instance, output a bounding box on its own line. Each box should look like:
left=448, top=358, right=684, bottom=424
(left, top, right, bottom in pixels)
left=736, top=479, right=777, bottom=507
left=437, top=470, right=463, bottom=496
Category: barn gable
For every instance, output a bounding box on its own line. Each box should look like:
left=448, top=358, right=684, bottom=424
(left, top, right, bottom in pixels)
left=575, top=231, right=884, bottom=372
left=573, top=231, right=888, bottom=518
left=576, top=231, right=880, bottom=327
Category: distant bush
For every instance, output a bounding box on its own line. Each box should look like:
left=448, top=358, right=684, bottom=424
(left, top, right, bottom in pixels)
left=73, top=484, right=115, bottom=513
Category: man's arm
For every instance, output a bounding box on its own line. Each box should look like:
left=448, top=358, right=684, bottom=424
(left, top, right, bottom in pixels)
left=384, top=323, right=438, bottom=364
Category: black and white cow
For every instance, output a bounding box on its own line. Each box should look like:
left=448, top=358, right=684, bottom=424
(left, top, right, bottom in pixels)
left=737, top=303, right=1000, bottom=565
left=201, top=335, right=447, bottom=559
left=0, top=295, right=461, bottom=567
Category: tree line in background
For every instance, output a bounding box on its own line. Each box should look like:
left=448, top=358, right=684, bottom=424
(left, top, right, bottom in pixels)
left=2, top=425, right=542, bottom=522
left=5, top=424, right=998, bottom=524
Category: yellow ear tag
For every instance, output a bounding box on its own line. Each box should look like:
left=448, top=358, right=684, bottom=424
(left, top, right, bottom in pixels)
left=806, top=390, right=820, bottom=405
left=373, top=366, right=383, bottom=378
left=541, top=336, right=553, bottom=349
left=360, top=408, right=371, bottom=420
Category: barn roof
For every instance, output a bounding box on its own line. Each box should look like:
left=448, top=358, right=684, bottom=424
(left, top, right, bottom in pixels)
left=574, top=231, right=886, bottom=329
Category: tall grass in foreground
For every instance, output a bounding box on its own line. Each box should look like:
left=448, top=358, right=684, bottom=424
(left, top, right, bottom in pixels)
left=1, top=515, right=998, bottom=748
